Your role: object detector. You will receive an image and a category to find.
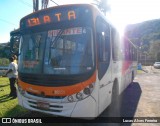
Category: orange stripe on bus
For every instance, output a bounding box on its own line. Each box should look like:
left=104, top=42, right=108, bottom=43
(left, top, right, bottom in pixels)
left=122, top=61, right=132, bottom=75
left=18, top=72, right=96, bottom=96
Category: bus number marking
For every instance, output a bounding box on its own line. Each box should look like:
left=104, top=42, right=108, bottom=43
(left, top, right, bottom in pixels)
left=27, top=10, right=76, bottom=27
left=68, top=11, right=76, bottom=20
left=28, top=18, right=40, bottom=27
left=53, top=90, right=65, bottom=95
left=43, top=15, right=51, bottom=23
left=55, top=13, right=61, bottom=21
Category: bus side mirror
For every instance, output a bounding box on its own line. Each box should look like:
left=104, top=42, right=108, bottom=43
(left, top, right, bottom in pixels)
left=10, top=29, right=21, bottom=56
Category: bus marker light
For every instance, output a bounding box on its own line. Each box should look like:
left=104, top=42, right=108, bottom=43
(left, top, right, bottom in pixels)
left=83, top=88, right=91, bottom=95
left=76, top=93, right=83, bottom=100
left=89, top=84, right=94, bottom=89
left=67, top=96, right=74, bottom=102
left=18, top=86, right=25, bottom=95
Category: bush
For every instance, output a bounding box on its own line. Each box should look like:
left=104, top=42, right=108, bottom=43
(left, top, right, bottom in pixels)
left=0, top=58, right=9, bottom=66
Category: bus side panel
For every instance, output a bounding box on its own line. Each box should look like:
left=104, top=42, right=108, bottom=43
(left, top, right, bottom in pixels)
left=98, top=63, right=113, bottom=115
left=71, top=96, right=97, bottom=117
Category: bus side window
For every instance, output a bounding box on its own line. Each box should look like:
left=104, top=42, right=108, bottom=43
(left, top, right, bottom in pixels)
left=96, top=21, right=110, bottom=62
left=111, top=28, right=120, bottom=61
left=96, top=17, right=111, bottom=79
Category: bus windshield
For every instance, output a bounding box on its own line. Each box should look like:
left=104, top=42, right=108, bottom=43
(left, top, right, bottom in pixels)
left=18, top=27, right=94, bottom=75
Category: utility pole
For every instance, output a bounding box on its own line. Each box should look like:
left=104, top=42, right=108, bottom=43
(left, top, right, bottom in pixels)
left=42, top=0, right=49, bottom=9
left=33, top=0, right=39, bottom=12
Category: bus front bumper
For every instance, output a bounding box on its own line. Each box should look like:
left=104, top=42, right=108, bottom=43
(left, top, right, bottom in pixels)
left=17, top=91, right=97, bottom=118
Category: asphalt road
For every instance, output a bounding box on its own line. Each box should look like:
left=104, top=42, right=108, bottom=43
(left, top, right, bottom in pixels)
left=8, top=66, right=160, bottom=126
left=99, top=66, right=160, bottom=126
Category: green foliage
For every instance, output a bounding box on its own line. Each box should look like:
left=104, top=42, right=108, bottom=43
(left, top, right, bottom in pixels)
left=0, top=43, right=10, bottom=58
left=126, top=19, right=160, bottom=44
left=0, top=58, right=9, bottom=66
left=126, top=19, right=160, bottom=60
left=0, top=77, right=28, bottom=117
left=94, top=0, right=110, bottom=14
left=157, top=52, right=160, bottom=61
left=149, top=40, right=160, bottom=60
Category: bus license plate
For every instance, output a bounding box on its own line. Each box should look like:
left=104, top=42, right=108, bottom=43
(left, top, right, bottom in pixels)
left=37, top=102, right=49, bottom=109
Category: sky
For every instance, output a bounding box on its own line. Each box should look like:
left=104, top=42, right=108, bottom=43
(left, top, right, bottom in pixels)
left=0, top=0, right=160, bottom=43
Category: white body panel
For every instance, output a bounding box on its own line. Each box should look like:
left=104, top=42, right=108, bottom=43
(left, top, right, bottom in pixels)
left=98, top=63, right=112, bottom=114
left=17, top=90, right=97, bottom=117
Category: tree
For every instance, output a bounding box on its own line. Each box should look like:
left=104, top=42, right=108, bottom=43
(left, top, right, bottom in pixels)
left=149, top=40, right=160, bottom=60
left=94, top=0, right=110, bottom=14
left=0, top=43, right=10, bottom=58
left=0, top=58, right=9, bottom=66
left=157, top=52, right=160, bottom=61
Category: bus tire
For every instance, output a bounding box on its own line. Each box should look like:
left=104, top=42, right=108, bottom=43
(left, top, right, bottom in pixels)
left=111, top=80, right=119, bottom=105
left=131, top=71, right=134, bottom=83
left=111, top=80, right=120, bottom=116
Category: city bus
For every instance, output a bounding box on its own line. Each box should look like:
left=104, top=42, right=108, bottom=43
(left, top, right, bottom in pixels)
left=17, top=4, right=137, bottom=118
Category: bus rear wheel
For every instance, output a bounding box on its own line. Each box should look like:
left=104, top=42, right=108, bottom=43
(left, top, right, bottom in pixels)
left=111, top=81, right=120, bottom=116
left=111, top=81, right=119, bottom=105
left=131, top=72, right=134, bottom=84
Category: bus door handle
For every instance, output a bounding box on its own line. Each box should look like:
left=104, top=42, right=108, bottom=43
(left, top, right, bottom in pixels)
left=100, top=81, right=112, bottom=88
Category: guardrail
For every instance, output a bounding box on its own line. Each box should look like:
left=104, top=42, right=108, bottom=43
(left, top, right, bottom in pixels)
left=0, top=66, right=8, bottom=70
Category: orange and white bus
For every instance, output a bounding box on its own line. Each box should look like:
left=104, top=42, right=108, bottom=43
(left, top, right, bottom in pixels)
left=17, top=4, right=137, bottom=118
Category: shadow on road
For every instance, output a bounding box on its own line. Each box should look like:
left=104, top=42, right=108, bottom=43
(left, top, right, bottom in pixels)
left=0, top=94, right=17, bottom=103
left=120, top=82, right=142, bottom=117
left=100, top=82, right=142, bottom=126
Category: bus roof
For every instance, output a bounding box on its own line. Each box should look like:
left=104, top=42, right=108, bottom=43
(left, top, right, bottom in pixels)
left=20, top=4, right=99, bottom=22
left=20, top=4, right=105, bottom=30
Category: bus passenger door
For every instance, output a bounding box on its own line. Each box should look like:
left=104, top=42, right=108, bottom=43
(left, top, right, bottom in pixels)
left=111, top=28, right=122, bottom=93
left=96, top=18, right=112, bottom=114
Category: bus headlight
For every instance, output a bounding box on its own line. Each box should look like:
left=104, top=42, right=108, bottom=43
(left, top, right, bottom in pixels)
left=76, top=93, right=83, bottom=100
left=18, top=85, right=25, bottom=95
left=64, top=83, right=95, bottom=103
left=83, top=87, right=91, bottom=95
left=67, top=95, right=74, bottom=102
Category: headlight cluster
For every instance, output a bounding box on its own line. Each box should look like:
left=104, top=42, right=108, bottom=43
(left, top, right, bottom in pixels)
left=64, top=83, right=95, bottom=103
left=18, top=85, right=25, bottom=95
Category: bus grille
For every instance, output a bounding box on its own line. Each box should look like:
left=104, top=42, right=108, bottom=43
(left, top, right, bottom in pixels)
left=28, top=100, right=63, bottom=112
left=27, top=91, right=65, bottom=99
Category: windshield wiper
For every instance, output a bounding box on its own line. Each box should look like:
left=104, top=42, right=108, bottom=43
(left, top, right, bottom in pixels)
left=50, top=29, right=64, bottom=47
left=48, top=29, right=64, bottom=62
